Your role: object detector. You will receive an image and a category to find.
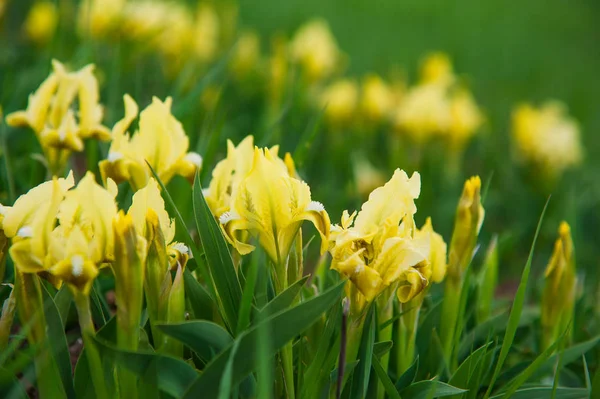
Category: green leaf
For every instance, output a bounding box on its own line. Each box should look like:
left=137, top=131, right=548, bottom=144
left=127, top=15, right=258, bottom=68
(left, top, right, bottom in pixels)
left=373, top=341, right=394, bottom=358
left=93, top=336, right=198, bottom=398
left=257, top=276, right=309, bottom=320
left=40, top=284, right=75, bottom=399
left=183, top=269, right=214, bottom=321
left=372, top=354, right=402, bottom=399
left=218, top=339, right=241, bottom=399
left=484, top=198, right=550, bottom=399
left=183, top=280, right=346, bottom=398
left=192, top=172, right=243, bottom=333
left=459, top=307, right=538, bottom=358
left=53, top=285, right=72, bottom=329
left=399, top=380, right=468, bottom=399
left=396, top=356, right=419, bottom=391
left=0, top=366, right=28, bottom=399
left=237, top=260, right=259, bottom=335
left=450, top=342, right=492, bottom=389
left=158, top=321, right=233, bottom=362
left=300, top=303, right=342, bottom=399
left=534, top=335, right=600, bottom=380
left=489, top=387, right=588, bottom=399
left=500, top=330, right=568, bottom=398
left=350, top=305, right=375, bottom=399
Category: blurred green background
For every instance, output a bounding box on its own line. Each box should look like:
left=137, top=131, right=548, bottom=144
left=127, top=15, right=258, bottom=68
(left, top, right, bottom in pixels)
left=1, top=0, right=599, bottom=288
left=238, top=0, right=600, bottom=282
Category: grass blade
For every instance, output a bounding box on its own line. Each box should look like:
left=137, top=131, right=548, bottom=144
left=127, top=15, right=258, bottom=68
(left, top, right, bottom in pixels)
left=483, top=197, right=550, bottom=398
left=192, top=172, right=243, bottom=334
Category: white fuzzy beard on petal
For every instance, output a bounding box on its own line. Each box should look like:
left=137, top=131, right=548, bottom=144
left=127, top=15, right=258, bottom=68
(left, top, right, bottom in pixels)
left=108, top=151, right=123, bottom=162
left=71, top=255, right=84, bottom=277
left=17, top=226, right=33, bottom=238
left=306, top=201, right=325, bottom=212
left=185, top=152, right=203, bottom=168
left=219, top=211, right=239, bottom=225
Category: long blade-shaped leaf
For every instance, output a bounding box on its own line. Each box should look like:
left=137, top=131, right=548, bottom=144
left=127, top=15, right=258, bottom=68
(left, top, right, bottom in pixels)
left=372, top=354, right=402, bottom=399
left=192, top=172, right=243, bottom=333
left=40, top=285, right=75, bottom=399
left=484, top=198, right=550, bottom=398
left=158, top=321, right=233, bottom=363
left=183, top=280, right=346, bottom=398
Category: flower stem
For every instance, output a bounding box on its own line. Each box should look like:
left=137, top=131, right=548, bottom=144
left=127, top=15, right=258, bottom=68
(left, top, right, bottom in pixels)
left=376, top=292, right=394, bottom=399
left=440, top=276, right=461, bottom=367
left=74, top=292, right=109, bottom=399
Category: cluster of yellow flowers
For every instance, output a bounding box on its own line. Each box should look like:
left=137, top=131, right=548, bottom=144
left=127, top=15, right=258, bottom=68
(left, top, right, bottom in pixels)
left=22, top=0, right=220, bottom=67
left=6, top=60, right=110, bottom=174
left=392, top=53, right=484, bottom=151
left=511, top=101, right=583, bottom=178
left=329, top=170, right=447, bottom=313
left=81, top=0, right=220, bottom=66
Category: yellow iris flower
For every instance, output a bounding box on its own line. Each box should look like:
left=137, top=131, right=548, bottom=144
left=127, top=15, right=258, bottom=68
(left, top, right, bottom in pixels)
left=99, top=95, right=202, bottom=191
left=203, top=135, right=296, bottom=218
left=290, top=19, right=342, bottom=82
left=392, top=52, right=483, bottom=152
left=219, top=147, right=330, bottom=264
left=6, top=60, right=110, bottom=173
left=24, top=1, right=58, bottom=45
left=511, top=101, right=583, bottom=179
left=360, top=74, right=396, bottom=123
left=320, top=79, right=359, bottom=126
left=6, top=172, right=117, bottom=295
left=129, top=178, right=190, bottom=268
left=329, top=169, right=430, bottom=309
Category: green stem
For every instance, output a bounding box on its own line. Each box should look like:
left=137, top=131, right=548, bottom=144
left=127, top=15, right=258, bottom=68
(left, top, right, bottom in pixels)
left=376, top=293, right=394, bottom=399
left=15, top=272, right=66, bottom=399
left=74, top=292, right=109, bottom=399
left=440, top=277, right=461, bottom=366
left=273, top=254, right=295, bottom=399
left=397, top=294, right=423, bottom=375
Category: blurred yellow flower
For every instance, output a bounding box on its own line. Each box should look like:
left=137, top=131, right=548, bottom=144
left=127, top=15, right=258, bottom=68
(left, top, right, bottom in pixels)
left=360, top=74, right=395, bottom=123
left=6, top=60, right=109, bottom=173
left=393, top=52, right=483, bottom=152
left=329, top=169, right=430, bottom=310
left=100, top=95, right=202, bottom=191
left=512, top=101, right=583, bottom=178
left=320, top=79, right=358, bottom=126
left=78, top=0, right=125, bottom=38
left=541, top=221, right=577, bottom=348
left=24, top=1, right=58, bottom=45
left=219, top=147, right=330, bottom=264
left=192, top=3, right=220, bottom=63
left=290, top=19, right=342, bottom=82
left=7, top=172, right=117, bottom=295
left=449, top=89, right=484, bottom=149
left=419, top=52, right=455, bottom=86
left=393, top=83, right=450, bottom=143
left=231, top=30, right=261, bottom=79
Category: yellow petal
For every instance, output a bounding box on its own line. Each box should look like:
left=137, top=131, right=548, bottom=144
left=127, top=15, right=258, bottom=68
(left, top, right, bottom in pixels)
left=353, top=169, right=420, bottom=238
left=129, top=178, right=175, bottom=243
left=2, top=172, right=74, bottom=238
left=396, top=268, right=428, bottom=303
